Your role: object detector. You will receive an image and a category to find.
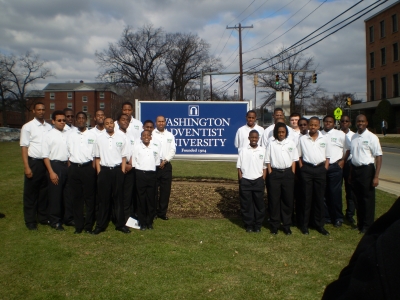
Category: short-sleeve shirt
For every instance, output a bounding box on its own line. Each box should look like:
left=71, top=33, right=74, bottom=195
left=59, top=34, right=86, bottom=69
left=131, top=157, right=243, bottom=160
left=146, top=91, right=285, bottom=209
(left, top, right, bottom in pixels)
left=321, top=128, right=350, bottom=164
left=298, top=131, right=330, bottom=165
left=20, top=118, right=52, bottom=158
left=42, top=128, right=69, bottom=161
left=234, top=124, right=264, bottom=149
left=153, top=128, right=176, bottom=162
left=237, top=145, right=266, bottom=180
left=132, top=141, right=160, bottom=171
left=95, top=131, right=128, bottom=167
left=67, top=129, right=97, bottom=163
left=265, top=138, right=299, bottom=169
left=350, top=129, right=382, bottom=166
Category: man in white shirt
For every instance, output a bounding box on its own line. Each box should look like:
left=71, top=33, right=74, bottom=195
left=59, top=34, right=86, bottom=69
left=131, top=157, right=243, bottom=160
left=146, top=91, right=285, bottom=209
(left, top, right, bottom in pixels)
left=340, top=115, right=356, bottom=224
left=90, top=109, right=105, bottom=136
left=298, top=117, right=331, bottom=236
left=237, top=130, right=266, bottom=233
left=289, top=112, right=301, bottom=134
left=350, top=114, right=382, bottom=234
left=321, top=115, right=350, bottom=228
left=20, top=102, right=52, bottom=230
left=234, top=110, right=264, bottom=149
left=66, top=112, right=97, bottom=234
left=63, top=108, right=76, bottom=132
left=114, top=102, right=143, bottom=141
left=42, top=110, right=70, bottom=231
left=92, top=118, right=130, bottom=235
left=132, top=130, right=160, bottom=230
left=153, top=115, right=176, bottom=220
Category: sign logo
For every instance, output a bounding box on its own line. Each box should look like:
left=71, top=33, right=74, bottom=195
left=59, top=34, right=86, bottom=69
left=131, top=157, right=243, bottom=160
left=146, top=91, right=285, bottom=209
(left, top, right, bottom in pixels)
left=188, top=105, right=199, bottom=116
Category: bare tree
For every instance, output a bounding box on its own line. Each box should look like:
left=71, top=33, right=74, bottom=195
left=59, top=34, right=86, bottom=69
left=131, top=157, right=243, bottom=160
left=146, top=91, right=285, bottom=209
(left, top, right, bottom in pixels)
left=309, top=92, right=355, bottom=115
left=256, top=47, right=324, bottom=114
left=96, top=24, right=169, bottom=95
left=0, top=52, right=54, bottom=123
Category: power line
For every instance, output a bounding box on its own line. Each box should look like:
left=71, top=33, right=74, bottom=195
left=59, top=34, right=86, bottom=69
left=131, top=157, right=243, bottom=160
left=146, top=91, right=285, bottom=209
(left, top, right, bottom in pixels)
left=239, top=0, right=272, bottom=24
left=227, top=0, right=256, bottom=26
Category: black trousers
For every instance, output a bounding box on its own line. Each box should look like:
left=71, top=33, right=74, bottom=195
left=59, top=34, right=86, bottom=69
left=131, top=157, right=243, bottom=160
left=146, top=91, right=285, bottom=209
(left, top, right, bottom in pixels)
left=136, top=170, right=157, bottom=226
left=351, top=164, right=376, bottom=231
left=343, top=160, right=356, bottom=219
left=293, top=162, right=303, bottom=225
left=300, top=163, right=327, bottom=229
left=23, top=157, right=48, bottom=226
left=47, top=160, right=68, bottom=225
left=324, top=163, right=344, bottom=223
left=63, top=179, right=74, bottom=224
left=67, top=163, right=96, bottom=231
left=267, top=168, right=295, bottom=230
left=156, top=163, right=172, bottom=217
left=239, top=177, right=265, bottom=229
left=123, top=168, right=136, bottom=222
left=96, top=166, right=125, bottom=230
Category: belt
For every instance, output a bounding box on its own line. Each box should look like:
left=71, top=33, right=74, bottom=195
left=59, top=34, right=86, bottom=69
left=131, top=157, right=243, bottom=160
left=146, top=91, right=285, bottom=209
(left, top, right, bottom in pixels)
left=101, top=164, right=121, bottom=170
left=303, top=161, right=324, bottom=167
left=271, top=167, right=291, bottom=172
left=28, top=156, right=43, bottom=161
left=70, top=161, right=92, bottom=167
left=136, top=169, right=156, bottom=173
left=51, top=160, right=68, bottom=164
left=352, top=163, right=374, bottom=170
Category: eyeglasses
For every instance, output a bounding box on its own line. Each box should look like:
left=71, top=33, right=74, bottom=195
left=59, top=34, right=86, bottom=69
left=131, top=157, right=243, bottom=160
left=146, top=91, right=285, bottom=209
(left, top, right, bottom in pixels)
left=56, top=119, right=66, bottom=122
left=66, top=115, right=74, bottom=118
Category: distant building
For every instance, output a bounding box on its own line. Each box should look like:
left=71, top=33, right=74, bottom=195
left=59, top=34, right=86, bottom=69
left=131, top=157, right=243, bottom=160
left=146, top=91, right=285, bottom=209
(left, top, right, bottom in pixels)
left=354, top=1, right=400, bottom=132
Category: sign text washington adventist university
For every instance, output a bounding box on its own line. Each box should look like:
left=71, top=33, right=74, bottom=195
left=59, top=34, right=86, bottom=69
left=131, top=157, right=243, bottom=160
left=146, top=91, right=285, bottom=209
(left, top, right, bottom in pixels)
left=138, top=101, right=249, bottom=158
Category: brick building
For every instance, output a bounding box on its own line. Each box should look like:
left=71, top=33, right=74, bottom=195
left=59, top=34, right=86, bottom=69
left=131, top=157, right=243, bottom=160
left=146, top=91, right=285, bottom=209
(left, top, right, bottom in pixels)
left=352, top=1, right=400, bottom=132
left=41, top=81, right=118, bottom=127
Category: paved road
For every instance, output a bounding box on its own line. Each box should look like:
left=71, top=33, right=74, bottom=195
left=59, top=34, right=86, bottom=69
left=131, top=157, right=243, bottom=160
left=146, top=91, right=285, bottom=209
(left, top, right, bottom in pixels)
left=378, top=147, right=400, bottom=196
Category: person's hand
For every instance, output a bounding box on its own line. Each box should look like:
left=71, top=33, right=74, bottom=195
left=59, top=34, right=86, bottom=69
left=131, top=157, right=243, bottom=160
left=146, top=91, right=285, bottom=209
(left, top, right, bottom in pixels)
left=24, top=167, right=33, bottom=178
left=338, top=160, right=345, bottom=169
left=159, top=160, right=166, bottom=169
left=372, top=177, right=379, bottom=187
left=125, top=164, right=132, bottom=172
left=50, top=172, right=59, bottom=185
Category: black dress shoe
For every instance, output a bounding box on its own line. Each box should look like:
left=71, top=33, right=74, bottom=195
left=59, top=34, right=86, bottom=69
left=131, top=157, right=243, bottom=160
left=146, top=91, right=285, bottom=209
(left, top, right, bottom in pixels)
left=158, top=215, right=169, bottom=220
left=270, top=228, right=278, bottom=235
left=51, top=223, right=65, bottom=231
left=283, top=228, right=292, bottom=235
left=147, top=224, right=154, bottom=230
left=346, top=216, right=356, bottom=224
left=316, top=227, right=330, bottom=236
left=334, top=220, right=342, bottom=228
left=64, top=220, right=75, bottom=226
left=92, top=227, right=104, bottom=235
left=74, top=229, right=83, bottom=234
left=27, top=224, right=38, bottom=230
left=254, top=228, right=261, bottom=233
left=245, top=227, right=253, bottom=233
left=116, top=226, right=131, bottom=234
left=300, top=227, right=309, bottom=235
left=359, top=228, right=367, bottom=234
left=140, top=224, right=147, bottom=231
left=0, top=213, right=5, bottom=218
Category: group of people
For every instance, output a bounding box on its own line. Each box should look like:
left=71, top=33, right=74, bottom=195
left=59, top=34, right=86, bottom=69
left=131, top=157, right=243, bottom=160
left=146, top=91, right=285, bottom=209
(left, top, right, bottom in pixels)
left=235, top=108, right=382, bottom=236
left=20, top=101, right=176, bottom=234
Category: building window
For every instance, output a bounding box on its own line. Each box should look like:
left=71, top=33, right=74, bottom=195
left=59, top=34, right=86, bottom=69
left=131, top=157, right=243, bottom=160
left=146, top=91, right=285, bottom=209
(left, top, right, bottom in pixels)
left=381, top=77, right=387, bottom=99
left=394, top=43, right=399, bottom=61
left=50, top=103, right=55, bottom=110
left=67, top=92, right=72, bottom=99
left=50, top=93, right=55, bottom=100
left=394, top=74, right=399, bottom=97
left=82, top=96, right=88, bottom=102
left=67, top=103, right=73, bottom=109
left=82, top=106, right=88, bottom=112
left=370, top=80, right=375, bottom=101
left=380, top=20, right=385, bottom=38
left=99, top=102, right=105, bottom=109
left=370, top=52, right=375, bottom=68
left=393, top=14, right=398, bottom=32
left=99, top=92, right=105, bottom=99
left=369, top=26, right=374, bottom=43
left=381, top=48, right=386, bottom=65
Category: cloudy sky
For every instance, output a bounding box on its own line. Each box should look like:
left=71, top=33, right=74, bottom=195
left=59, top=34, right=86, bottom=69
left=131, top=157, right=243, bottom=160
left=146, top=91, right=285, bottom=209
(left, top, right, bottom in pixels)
left=0, top=0, right=397, bottom=107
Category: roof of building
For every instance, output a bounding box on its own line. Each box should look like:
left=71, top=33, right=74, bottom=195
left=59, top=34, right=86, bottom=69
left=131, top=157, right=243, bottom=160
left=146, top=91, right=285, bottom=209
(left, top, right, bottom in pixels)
left=365, top=1, right=400, bottom=22
left=25, top=90, right=45, bottom=98
left=43, top=82, right=115, bottom=92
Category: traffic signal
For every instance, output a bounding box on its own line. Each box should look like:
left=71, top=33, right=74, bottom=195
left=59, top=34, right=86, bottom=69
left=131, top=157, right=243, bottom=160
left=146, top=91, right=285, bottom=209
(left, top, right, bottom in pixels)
left=312, top=73, right=317, bottom=83
left=275, top=74, right=279, bottom=85
left=347, top=97, right=352, bottom=106
left=288, top=73, right=293, bottom=84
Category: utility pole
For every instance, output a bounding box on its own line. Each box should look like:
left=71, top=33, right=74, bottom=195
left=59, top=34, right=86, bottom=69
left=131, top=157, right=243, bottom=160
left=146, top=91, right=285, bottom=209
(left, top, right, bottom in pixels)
left=226, top=23, right=253, bottom=101
left=210, top=74, right=213, bottom=101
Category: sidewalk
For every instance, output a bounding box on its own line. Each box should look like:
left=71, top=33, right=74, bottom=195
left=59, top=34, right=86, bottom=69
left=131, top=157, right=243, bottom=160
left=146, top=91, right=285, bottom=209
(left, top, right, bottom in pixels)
left=376, top=134, right=400, bottom=149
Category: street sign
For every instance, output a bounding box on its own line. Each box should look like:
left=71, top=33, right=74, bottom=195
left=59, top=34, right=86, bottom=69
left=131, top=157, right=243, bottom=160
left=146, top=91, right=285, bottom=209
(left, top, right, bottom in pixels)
left=333, top=107, right=343, bottom=120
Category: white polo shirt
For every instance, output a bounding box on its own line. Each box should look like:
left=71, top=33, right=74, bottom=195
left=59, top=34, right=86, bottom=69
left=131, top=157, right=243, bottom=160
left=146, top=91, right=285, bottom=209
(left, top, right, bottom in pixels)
left=64, top=124, right=77, bottom=132
left=95, top=130, right=128, bottom=167
left=350, top=129, right=382, bottom=167
left=114, top=117, right=143, bottom=141
left=20, top=118, right=52, bottom=158
left=67, top=129, right=97, bottom=163
left=343, top=129, right=355, bottom=161
left=153, top=128, right=176, bottom=162
left=132, top=141, right=160, bottom=171
left=42, top=128, right=69, bottom=161
left=321, top=128, right=350, bottom=164
left=265, top=138, right=299, bottom=169
left=237, top=145, right=266, bottom=180
left=234, top=124, right=264, bottom=149
left=261, top=124, right=298, bottom=148
left=298, top=131, right=331, bottom=165
left=90, top=126, right=105, bottom=137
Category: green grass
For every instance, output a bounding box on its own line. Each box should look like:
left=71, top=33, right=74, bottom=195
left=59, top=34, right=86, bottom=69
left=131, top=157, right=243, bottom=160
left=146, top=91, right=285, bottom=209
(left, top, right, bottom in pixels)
left=0, top=142, right=398, bottom=300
